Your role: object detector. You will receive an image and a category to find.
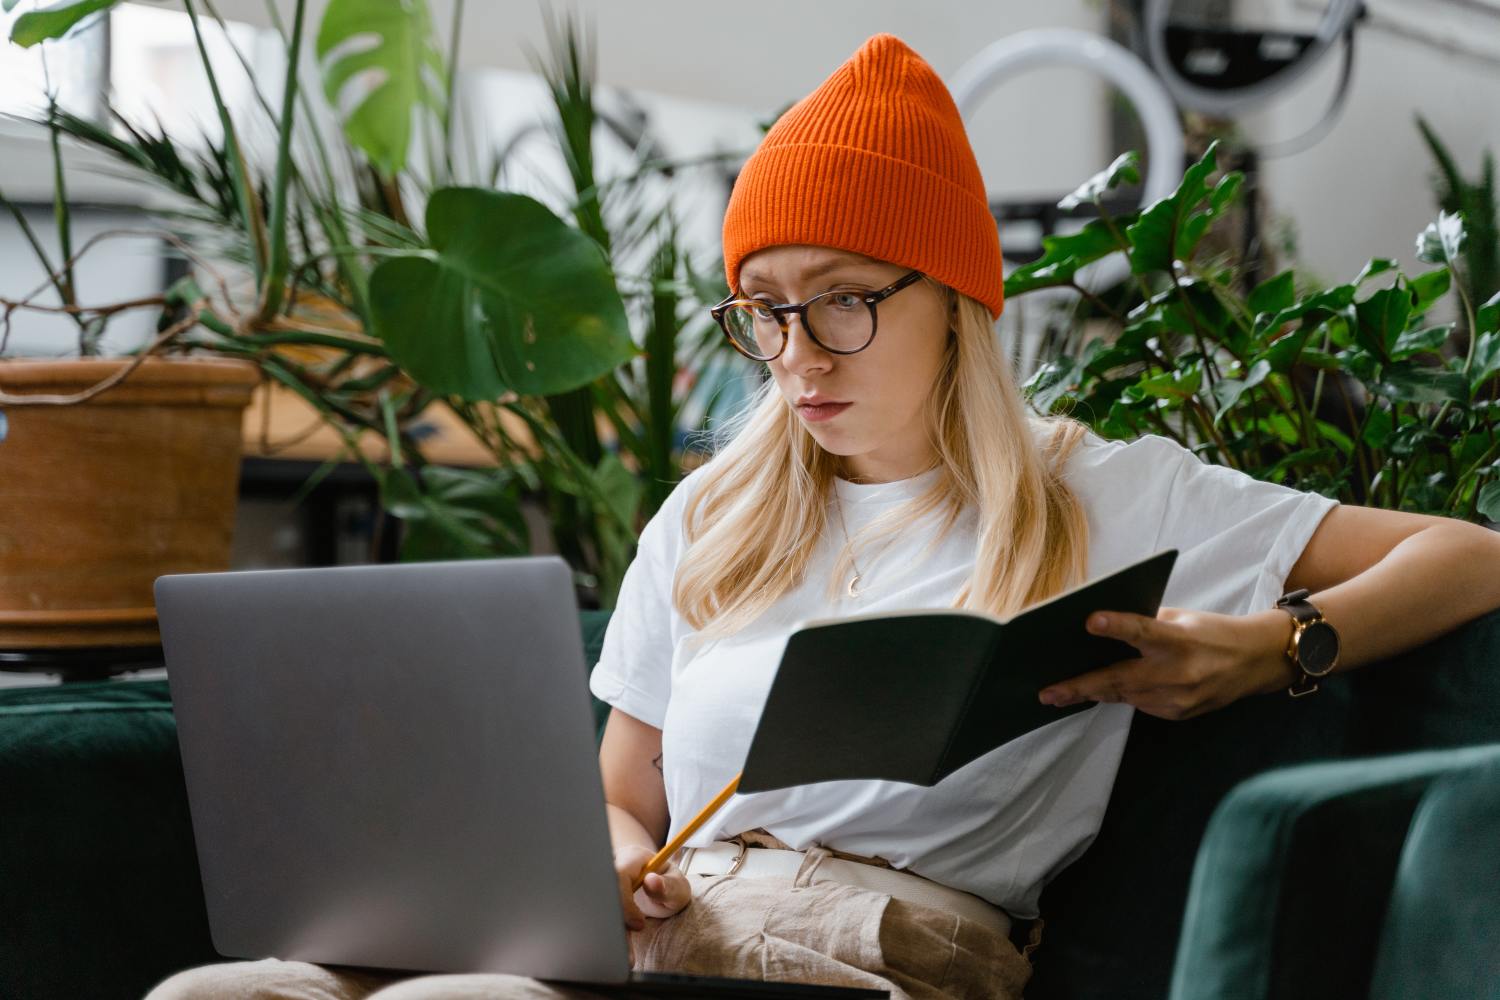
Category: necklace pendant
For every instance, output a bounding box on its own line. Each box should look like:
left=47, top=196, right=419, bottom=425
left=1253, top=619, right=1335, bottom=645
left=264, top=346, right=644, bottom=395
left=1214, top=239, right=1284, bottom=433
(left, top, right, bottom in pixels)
left=847, top=573, right=864, bottom=598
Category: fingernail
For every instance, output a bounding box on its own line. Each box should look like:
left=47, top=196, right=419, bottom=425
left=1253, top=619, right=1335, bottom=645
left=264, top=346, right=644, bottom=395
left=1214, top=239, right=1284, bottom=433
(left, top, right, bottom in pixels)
left=1039, top=690, right=1056, bottom=706
left=1091, top=614, right=1108, bottom=630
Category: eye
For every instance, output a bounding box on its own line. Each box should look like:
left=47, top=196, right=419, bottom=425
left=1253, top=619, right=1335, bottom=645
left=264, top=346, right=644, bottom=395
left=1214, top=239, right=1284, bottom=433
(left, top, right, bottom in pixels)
left=749, top=301, right=776, bottom=320
left=828, top=292, right=863, bottom=310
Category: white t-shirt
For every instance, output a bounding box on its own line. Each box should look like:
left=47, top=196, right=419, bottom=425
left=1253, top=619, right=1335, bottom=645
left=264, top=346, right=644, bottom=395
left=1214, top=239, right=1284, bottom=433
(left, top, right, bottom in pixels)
left=588, top=426, right=1338, bottom=917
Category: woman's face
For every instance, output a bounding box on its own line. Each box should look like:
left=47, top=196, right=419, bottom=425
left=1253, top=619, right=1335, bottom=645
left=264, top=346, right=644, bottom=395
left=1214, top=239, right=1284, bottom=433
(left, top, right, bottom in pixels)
left=736, top=244, right=951, bottom=483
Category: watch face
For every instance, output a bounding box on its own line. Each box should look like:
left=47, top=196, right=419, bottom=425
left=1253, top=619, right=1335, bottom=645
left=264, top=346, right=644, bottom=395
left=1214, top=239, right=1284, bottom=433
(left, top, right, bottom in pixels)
left=1297, top=621, right=1340, bottom=676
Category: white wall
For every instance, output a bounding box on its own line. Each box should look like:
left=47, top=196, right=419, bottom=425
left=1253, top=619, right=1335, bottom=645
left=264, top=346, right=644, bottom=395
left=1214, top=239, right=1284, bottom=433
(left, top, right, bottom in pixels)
left=211, top=0, right=1115, bottom=215
left=1251, top=0, right=1500, bottom=283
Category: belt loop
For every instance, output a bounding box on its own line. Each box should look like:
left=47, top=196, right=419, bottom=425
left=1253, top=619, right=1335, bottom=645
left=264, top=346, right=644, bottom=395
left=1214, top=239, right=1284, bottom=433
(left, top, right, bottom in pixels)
left=792, top=844, right=832, bottom=888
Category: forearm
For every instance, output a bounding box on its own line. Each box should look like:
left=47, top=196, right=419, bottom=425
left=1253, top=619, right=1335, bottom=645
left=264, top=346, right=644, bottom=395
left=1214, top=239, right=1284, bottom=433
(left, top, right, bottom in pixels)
left=605, top=801, right=661, bottom=855
left=1243, top=522, right=1500, bottom=694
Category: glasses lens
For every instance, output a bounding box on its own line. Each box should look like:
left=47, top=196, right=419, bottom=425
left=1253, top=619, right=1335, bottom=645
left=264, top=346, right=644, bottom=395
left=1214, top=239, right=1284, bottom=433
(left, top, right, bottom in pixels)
left=807, top=292, right=874, bottom=352
left=722, top=302, right=783, bottom=360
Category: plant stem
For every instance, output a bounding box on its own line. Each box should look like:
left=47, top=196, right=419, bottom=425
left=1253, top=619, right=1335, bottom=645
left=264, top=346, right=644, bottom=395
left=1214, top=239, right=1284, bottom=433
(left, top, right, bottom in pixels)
left=256, top=0, right=307, bottom=322
left=443, top=0, right=466, bottom=181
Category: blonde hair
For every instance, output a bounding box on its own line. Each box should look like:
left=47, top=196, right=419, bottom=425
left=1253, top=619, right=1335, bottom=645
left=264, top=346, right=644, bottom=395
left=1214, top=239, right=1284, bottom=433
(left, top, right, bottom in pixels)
left=673, top=278, right=1091, bottom=638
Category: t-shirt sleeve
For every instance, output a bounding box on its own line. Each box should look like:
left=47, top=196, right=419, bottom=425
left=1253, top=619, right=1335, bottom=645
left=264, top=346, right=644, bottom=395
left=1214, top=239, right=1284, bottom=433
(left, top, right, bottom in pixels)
left=1104, top=434, right=1339, bottom=615
left=586, top=481, right=688, bottom=729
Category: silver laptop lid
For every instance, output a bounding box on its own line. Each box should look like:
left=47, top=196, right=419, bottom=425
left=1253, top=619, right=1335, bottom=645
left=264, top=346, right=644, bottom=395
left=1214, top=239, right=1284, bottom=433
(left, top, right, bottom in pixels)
left=155, top=557, right=630, bottom=981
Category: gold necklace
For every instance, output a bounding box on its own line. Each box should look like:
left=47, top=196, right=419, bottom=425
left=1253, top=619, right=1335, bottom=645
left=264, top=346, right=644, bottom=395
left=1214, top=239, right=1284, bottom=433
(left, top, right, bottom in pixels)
left=832, top=491, right=867, bottom=598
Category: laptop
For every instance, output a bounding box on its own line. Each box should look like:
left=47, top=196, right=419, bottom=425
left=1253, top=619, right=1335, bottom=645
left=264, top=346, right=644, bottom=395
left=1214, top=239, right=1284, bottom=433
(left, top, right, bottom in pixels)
left=155, top=557, right=885, bottom=998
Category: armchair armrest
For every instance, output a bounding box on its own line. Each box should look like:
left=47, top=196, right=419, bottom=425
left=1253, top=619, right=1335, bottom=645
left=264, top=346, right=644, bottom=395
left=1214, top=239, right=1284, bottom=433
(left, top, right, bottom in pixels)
left=1169, top=744, right=1500, bottom=1000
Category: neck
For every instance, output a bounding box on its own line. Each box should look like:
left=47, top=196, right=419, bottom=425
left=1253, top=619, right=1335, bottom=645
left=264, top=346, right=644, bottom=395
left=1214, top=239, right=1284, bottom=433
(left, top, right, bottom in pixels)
left=838, top=458, right=939, bottom=485
left=834, top=452, right=936, bottom=485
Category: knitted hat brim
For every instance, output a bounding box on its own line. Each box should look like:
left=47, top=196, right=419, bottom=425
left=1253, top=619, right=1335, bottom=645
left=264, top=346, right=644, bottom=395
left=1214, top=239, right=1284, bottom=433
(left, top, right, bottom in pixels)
left=723, top=143, right=1005, bottom=321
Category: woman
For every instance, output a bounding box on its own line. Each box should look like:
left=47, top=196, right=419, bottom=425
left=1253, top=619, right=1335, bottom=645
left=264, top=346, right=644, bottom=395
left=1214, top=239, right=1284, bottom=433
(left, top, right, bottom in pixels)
left=151, top=32, right=1500, bottom=1000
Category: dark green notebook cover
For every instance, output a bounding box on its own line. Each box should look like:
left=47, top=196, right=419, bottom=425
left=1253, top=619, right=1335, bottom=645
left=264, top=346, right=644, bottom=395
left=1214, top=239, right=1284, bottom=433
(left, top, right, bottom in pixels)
left=738, top=548, right=1178, bottom=793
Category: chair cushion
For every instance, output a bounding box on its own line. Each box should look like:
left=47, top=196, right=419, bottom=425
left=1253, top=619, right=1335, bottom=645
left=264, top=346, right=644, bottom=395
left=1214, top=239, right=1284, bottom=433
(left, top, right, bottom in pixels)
left=0, top=679, right=215, bottom=1000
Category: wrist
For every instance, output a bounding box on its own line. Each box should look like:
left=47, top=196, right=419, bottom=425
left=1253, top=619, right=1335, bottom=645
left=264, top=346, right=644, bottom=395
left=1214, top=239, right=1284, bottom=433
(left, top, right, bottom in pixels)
left=1244, top=609, right=1297, bottom=697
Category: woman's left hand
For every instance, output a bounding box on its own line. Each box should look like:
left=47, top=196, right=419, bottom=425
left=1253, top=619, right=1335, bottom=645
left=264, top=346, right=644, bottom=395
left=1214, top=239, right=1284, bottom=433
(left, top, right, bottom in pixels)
left=1036, top=607, right=1293, bottom=720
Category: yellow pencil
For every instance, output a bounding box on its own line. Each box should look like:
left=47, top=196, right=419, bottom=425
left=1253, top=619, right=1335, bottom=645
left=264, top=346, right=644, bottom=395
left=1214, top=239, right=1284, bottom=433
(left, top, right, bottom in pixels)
left=630, top=771, right=742, bottom=892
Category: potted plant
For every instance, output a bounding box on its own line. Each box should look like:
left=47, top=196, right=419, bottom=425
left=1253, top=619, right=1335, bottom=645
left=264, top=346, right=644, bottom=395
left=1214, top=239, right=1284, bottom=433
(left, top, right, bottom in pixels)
left=1011, top=143, right=1500, bottom=523
left=2, top=0, right=747, bottom=671
left=2, top=1, right=651, bottom=671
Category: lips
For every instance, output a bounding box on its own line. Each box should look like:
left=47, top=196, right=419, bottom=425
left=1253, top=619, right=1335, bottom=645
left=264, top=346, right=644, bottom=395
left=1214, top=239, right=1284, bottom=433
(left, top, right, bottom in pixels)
left=796, top=400, right=851, bottom=423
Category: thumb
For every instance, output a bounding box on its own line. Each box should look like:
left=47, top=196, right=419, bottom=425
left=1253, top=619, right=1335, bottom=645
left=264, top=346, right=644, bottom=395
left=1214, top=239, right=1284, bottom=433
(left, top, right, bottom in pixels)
left=642, top=871, right=666, bottom=896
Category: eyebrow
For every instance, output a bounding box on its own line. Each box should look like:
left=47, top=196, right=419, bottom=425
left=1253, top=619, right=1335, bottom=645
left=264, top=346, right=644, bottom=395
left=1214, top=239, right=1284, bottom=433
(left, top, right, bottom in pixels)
left=739, top=258, right=874, bottom=290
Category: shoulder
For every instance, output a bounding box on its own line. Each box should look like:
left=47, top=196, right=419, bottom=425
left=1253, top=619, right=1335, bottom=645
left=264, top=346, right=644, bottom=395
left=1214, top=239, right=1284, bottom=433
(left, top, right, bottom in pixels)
left=634, top=457, right=718, bottom=568
left=1045, top=423, right=1198, bottom=487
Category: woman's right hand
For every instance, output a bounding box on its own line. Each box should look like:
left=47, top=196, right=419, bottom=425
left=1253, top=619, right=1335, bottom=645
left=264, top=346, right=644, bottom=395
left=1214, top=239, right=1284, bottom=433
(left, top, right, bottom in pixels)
left=613, top=844, right=692, bottom=934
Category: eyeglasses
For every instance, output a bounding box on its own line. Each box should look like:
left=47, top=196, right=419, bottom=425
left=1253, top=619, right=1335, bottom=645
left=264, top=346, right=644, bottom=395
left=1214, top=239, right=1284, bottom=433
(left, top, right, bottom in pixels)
left=710, top=270, right=925, bottom=362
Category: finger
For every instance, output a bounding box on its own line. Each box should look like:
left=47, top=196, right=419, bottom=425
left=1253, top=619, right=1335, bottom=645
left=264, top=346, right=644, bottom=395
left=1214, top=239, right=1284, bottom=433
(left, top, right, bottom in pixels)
left=1040, top=662, right=1154, bottom=707
left=1085, top=610, right=1165, bottom=648
left=616, top=875, right=647, bottom=930
left=639, top=868, right=691, bottom=916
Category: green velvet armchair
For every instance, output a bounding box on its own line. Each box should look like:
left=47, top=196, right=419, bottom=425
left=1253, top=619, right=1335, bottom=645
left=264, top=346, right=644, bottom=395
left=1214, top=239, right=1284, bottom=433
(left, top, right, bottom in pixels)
left=3, top=607, right=1498, bottom=1000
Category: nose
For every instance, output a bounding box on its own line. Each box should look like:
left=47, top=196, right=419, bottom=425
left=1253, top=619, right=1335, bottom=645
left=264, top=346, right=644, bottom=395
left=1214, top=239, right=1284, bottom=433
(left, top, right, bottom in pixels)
left=777, top=312, right=832, bottom=376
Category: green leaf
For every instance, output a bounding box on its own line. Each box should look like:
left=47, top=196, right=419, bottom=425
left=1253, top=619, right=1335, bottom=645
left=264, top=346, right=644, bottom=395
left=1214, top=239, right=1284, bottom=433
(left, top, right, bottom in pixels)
left=1354, top=286, right=1412, bottom=360
left=1299, top=348, right=1343, bottom=370
left=369, top=187, right=636, bottom=400
left=1387, top=422, right=1442, bottom=458
left=1128, top=362, right=1203, bottom=402
left=1210, top=359, right=1271, bottom=426
left=1101, top=398, right=1144, bottom=439
left=1255, top=326, right=1314, bottom=373
left=1477, top=290, right=1500, bottom=335
left=1262, top=446, right=1340, bottom=485
left=1407, top=268, right=1451, bottom=314
left=1124, top=143, right=1245, bottom=273
left=1248, top=270, right=1296, bottom=319
left=1058, top=151, right=1140, bottom=211
left=1177, top=172, right=1243, bottom=257
left=316, top=0, right=445, bottom=175
left=1415, top=210, right=1466, bottom=266
left=1372, top=363, right=1471, bottom=405
left=1361, top=405, right=1394, bottom=450
left=9, top=0, right=117, bottom=47
left=592, top=451, right=643, bottom=535
left=1478, top=480, right=1500, bottom=522
left=1392, top=324, right=1453, bottom=359
left=1255, top=284, right=1357, bottom=338
left=1004, top=219, right=1126, bottom=296
left=1355, top=259, right=1398, bottom=286
left=381, top=466, right=530, bottom=561
left=1470, top=331, right=1500, bottom=391
left=1023, top=357, right=1084, bottom=413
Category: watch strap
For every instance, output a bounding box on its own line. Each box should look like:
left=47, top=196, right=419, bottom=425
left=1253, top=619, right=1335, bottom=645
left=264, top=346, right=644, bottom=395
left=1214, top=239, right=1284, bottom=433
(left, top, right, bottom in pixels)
left=1277, top=588, right=1326, bottom=698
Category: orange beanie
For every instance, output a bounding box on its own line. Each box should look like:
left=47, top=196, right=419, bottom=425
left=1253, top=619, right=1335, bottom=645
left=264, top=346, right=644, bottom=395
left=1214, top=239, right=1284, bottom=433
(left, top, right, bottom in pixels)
left=722, top=33, right=1004, bottom=320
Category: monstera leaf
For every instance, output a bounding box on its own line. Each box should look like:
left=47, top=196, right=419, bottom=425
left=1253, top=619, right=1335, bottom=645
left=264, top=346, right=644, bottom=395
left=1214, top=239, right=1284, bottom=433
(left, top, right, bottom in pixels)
left=368, top=187, right=636, bottom=400
left=316, top=0, right=444, bottom=174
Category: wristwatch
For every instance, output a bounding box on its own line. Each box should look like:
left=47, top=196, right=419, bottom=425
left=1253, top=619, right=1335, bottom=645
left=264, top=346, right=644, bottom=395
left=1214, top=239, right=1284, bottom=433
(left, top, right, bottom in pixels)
left=1275, top=588, right=1341, bottom=697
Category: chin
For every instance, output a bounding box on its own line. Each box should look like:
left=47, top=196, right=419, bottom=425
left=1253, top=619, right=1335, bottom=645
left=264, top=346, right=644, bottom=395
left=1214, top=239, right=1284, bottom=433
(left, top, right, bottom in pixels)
left=803, top=425, right=861, bottom=457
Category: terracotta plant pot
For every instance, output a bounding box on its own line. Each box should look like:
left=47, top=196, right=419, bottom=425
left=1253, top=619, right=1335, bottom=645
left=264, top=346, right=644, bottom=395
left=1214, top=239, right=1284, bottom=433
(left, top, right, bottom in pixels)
left=0, top=356, right=260, bottom=650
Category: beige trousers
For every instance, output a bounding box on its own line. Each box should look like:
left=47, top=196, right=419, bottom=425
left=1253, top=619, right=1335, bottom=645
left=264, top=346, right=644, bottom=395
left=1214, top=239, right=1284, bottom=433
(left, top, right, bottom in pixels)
left=146, top=846, right=1032, bottom=1000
